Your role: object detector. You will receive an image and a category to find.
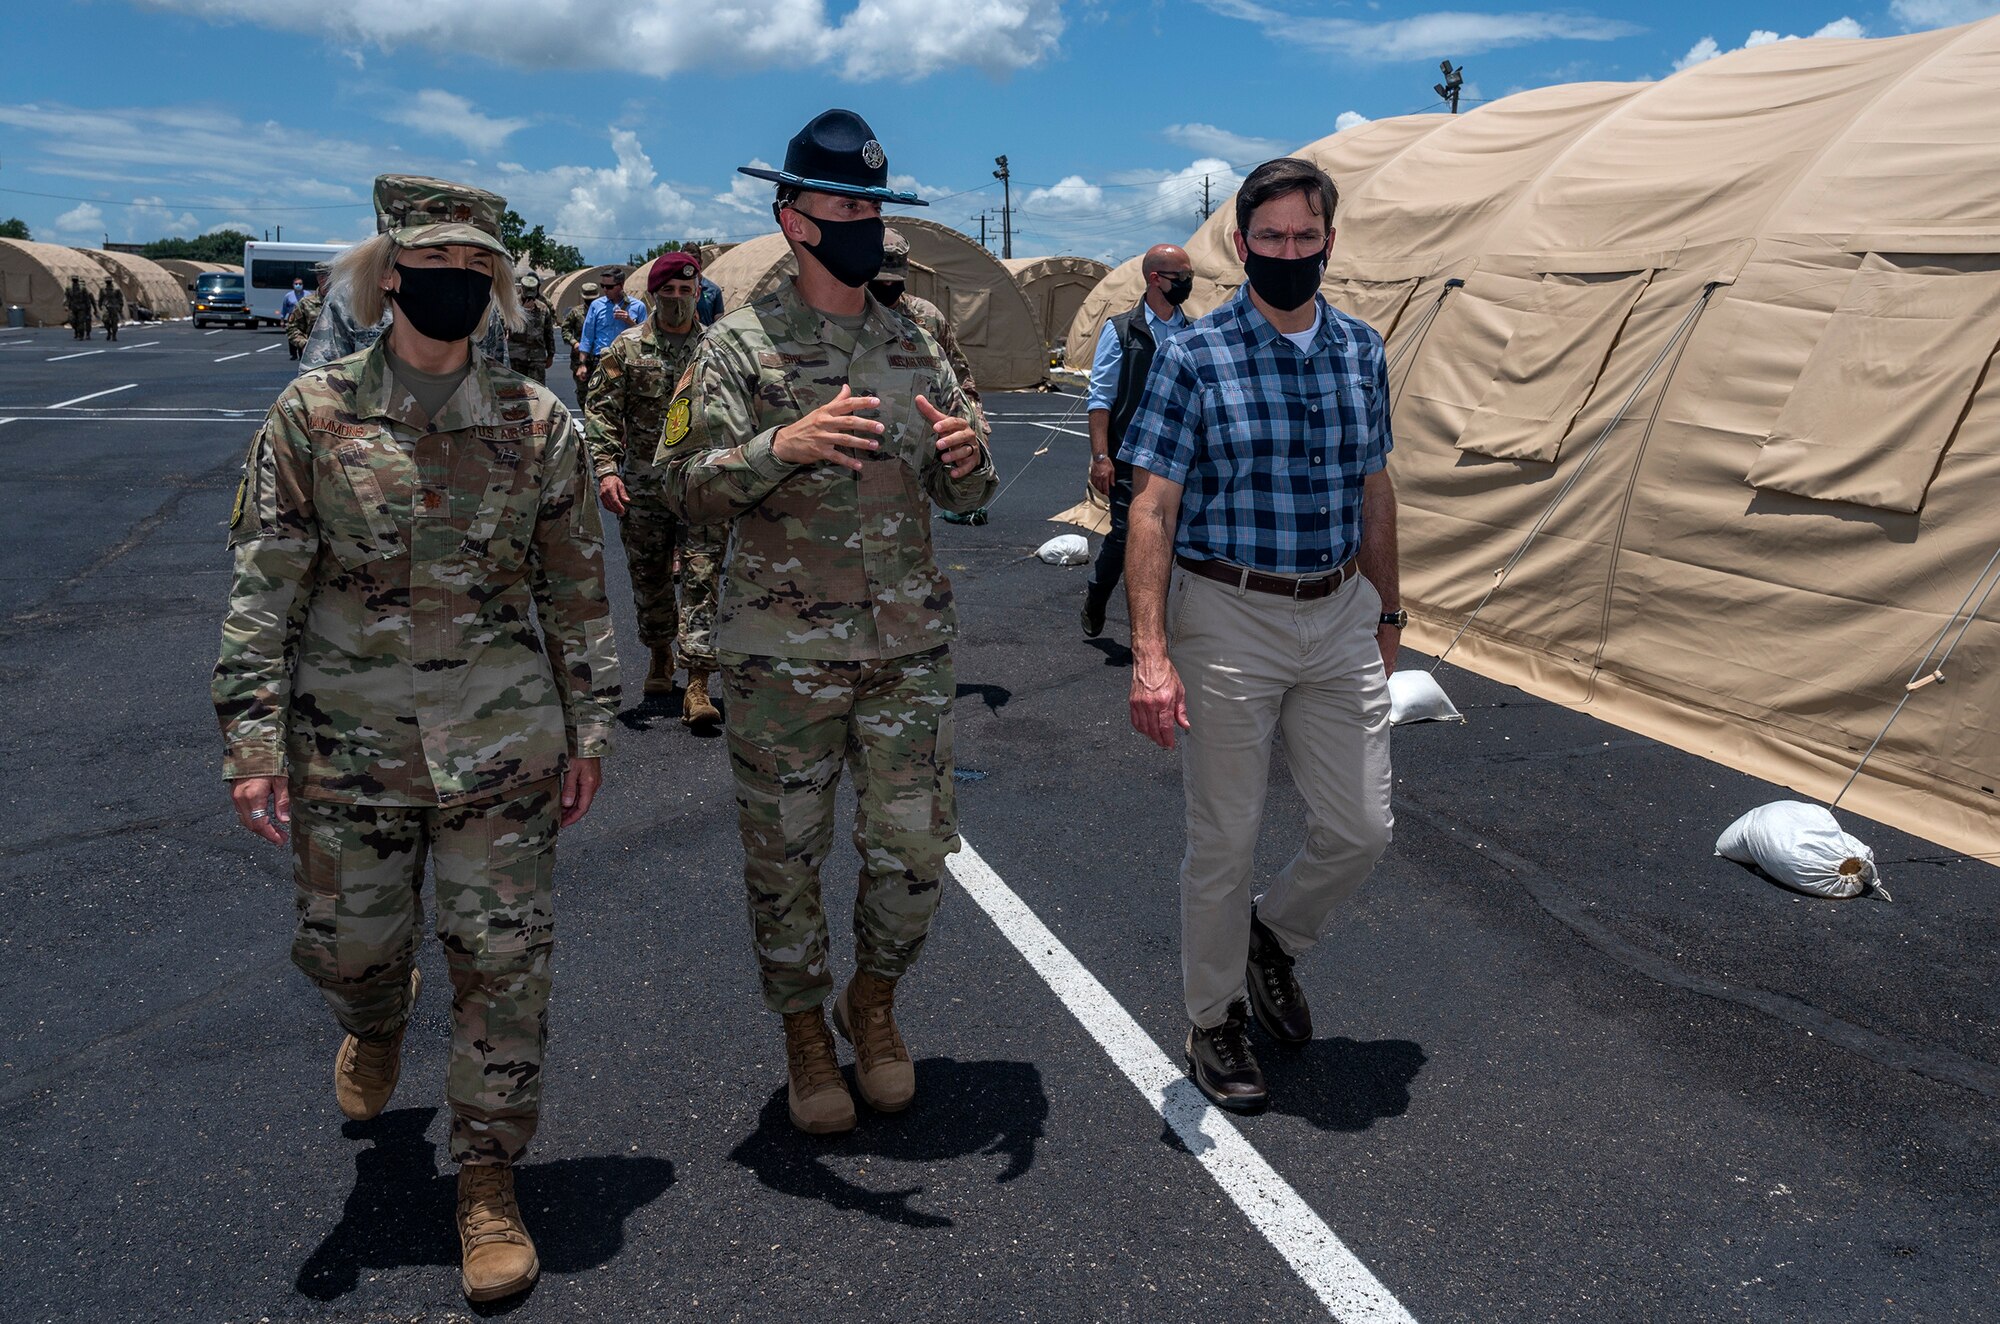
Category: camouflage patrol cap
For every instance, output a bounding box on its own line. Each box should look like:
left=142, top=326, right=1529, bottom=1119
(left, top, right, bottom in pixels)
left=580, top=281, right=600, bottom=295
left=880, top=228, right=910, bottom=274
left=521, top=272, right=541, bottom=291
left=373, top=174, right=510, bottom=259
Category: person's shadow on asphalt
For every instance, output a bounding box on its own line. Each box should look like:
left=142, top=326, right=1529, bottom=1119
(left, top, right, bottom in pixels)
left=729, top=1057, right=1047, bottom=1229
left=294, top=1106, right=676, bottom=1305
left=1260, top=1036, right=1427, bottom=1131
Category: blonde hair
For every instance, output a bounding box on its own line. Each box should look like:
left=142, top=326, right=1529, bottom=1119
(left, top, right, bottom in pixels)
left=329, top=232, right=523, bottom=335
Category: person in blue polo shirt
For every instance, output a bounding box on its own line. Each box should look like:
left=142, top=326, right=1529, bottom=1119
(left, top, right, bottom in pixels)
left=1121, top=157, right=1403, bottom=1115
left=576, top=267, right=646, bottom=389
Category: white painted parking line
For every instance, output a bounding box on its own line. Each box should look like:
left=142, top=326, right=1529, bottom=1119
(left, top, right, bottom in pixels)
left=47, top=349, right=107, bottom=362
left=48, top=383, right=138, bottom=410
left=948, top=840, right=1417, bottom=1324
left=204, top=329, right=226, bottom=336
left=0, top=415, right=245, bottom=424
left=215, top=352, right=251, bottom=362
left=256, top=342, right=286, bottom=353
left=112, top=341, right=161, bottom=352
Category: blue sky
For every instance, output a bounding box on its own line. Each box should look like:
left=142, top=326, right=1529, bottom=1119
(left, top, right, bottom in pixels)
left=2, top=1, right=1994, bottom=265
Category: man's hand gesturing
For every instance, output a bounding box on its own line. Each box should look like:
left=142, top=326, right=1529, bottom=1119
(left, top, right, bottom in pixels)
left=918, top=395, right=983, bottom=478
left=771, top=384, right=883, bottom=471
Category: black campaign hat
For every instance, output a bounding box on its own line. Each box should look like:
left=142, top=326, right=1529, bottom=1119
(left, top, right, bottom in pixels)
left=738, top=108, right=927, bottom=207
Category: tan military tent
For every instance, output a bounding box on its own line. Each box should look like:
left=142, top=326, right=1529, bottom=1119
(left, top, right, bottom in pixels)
left=704, top=218, right=1048, bottom=390
left=77, top=249, right=190, bottom=319
left=0, top=239, right=121, bottom=327
left=1077, top=17, right=2000, bottom=859
left=154, top=258, right=236, bottom=290
left=1063, top=256, right=1237, bottom=371
left=1003, top=255, right=1110, bottom=350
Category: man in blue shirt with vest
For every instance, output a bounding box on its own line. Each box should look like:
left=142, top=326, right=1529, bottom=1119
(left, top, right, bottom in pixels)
left=1081, top=243, right=1193, bottom=639
left=1122, top=158, right=1402, bottom=1114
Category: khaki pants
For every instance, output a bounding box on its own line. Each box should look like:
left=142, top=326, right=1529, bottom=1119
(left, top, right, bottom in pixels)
left=1168, top=564, right=1393, bottom=1029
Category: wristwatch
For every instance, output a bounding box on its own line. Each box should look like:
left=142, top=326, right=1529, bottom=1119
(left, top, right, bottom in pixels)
left=1379, top=609, right=1408, bottom=629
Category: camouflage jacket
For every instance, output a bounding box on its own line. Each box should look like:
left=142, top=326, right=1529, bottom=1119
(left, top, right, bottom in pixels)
left=100, top=286, right=125, bottom=315
left=583, top=320, right=702, bottom=484
left=66, top=287, right=95, bottom=316
left=300, top=289, right=511, bottom=374
left=659, top=280, right=996, bottom=661
left=559, top=305, right=586, bottom=351
left=509, top=295, right=557, bottom=368
left=214, top=340, right=621, bottom=805
left=285, top=291, right=324, bottom=353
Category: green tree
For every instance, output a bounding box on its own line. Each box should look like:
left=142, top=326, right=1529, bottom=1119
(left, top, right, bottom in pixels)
left=0, top=217, right=30, bottom=241
left=499, top=208, right=586, bottom=272
left=627, top=237, right=716, bottom=266
left=141, top=228, right=255, bottom=263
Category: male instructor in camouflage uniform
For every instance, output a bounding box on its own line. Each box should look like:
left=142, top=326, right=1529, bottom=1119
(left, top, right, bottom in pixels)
left=662, top=109, right=995, bottom=1135
left=584, top=250, right=724, bottom=727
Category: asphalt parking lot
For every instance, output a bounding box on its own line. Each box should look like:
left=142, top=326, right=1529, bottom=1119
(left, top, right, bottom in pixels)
left=0, top=319, right=1993, bottom=1322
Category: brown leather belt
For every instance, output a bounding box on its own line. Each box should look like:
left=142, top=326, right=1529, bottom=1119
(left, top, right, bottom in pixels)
left=1176, top=554, right=1359, bottom=600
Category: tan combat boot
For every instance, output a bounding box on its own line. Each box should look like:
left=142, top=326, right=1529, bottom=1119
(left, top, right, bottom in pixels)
left=682, top=668, right=721, bottom=729
left=833, top=970, right=915, bottom=1113
left=456, top=1164, right=540, bottom=1302
left=334, top=967, right=421, bottom=1121
left=644, top=645, right=675, bottom=695
left=782, top=1007, right=857, bottom=1134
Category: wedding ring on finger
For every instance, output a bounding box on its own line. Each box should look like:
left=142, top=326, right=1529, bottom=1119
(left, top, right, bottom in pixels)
left=249, top=808, right=268, bottom=820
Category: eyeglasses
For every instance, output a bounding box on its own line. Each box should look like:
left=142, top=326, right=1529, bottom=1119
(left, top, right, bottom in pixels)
left=1247, top=229, right=1329, bottom=257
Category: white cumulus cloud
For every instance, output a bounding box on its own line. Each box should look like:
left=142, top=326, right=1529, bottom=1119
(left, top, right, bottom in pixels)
left=380, top=90, right=530, bottom=156
left=53, top=202, right=105, bottom=238
left=1675, top=17, right=1865, bottom=72
left=140, top=0, right=1064, bottom=80
left=1335, top=110, right=1371, bottom=133
left=1163, top=123, right=1293, bottom=162
left=1889, top=0, right=2000, bottom=29
left=1200, top=1, right=1639, bottom=61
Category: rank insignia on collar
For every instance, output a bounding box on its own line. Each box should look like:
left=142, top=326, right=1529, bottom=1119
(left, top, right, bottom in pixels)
left=663, top=396, right=692, bottom=447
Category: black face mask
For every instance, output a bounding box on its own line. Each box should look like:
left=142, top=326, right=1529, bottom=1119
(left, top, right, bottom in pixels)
left=389, top=263, right=493, bottom=342
left=801, top=214, right=886, bottom=289
left=868, top=279, right=905, bottom=307
left=1159, top=273, right=1194, bottom=306
left=1241, top=247, right=1326, bottom=313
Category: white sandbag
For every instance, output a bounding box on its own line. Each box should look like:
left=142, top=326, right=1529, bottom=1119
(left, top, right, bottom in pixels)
left=1036, top=533, right=1092, bottom=566
left=1714, top=801, right=1886, bottom=900
left=1388, top=670, right=1463, bottom=725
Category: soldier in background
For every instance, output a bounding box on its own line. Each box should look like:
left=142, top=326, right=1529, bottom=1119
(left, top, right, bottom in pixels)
left=584, top=252, right=723, bottom=727
left=663, top=109, right=995, bottom=1136
left=98, top=277, right=124, bottom=342
left=65, top=276, right=95, bottom=339
left=870, top=229, right=990, bottom=526
left=214, top=178, right=620, bottom=1304
left=507, top=273, right=557, bottom=383
left=285, top=267, right=327, bottom=360
left=560, top=282, right=595, bottom=383
left=300, top=174, right=512, bottom=374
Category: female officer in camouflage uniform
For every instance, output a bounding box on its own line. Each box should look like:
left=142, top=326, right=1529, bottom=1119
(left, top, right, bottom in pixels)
left=213, top=179, right=620, bottom=1304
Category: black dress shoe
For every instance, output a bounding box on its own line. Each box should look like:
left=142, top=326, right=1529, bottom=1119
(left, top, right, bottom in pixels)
left=1080, top=594, right=1105, bottom=638
left=1247, top=908, right=1313, bottom=1046
left=1185, top=1002, right=1267, bottom=1112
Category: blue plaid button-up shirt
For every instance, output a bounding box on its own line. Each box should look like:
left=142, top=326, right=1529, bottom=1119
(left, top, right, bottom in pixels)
left=1120, top=286, right=1391, bottom=576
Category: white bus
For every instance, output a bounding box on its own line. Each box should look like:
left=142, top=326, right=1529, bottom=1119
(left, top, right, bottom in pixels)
left=242, top=241, right=349, bottom=325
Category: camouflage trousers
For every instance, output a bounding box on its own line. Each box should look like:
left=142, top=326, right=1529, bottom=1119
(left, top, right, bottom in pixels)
left=618, top=477, right=724, bottom=667
left=510, top=358, right=549, bottom=384
left=288, top=778, right=559, bottom=1166
left=719, top=646, right=959, bottom=1015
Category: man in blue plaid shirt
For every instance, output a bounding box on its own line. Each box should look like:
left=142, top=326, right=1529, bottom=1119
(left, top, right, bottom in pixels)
left=1121, top=157, right=1402, bottom=1114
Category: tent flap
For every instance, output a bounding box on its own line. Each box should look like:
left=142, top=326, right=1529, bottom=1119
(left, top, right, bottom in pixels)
left=1749, top=252, right=2000, bottom=513
left=1327, top=277, right=1421, bottom=342
left=1454, top=269, right=1654, bottom=463
left=950, top=287, right=992, bottom=347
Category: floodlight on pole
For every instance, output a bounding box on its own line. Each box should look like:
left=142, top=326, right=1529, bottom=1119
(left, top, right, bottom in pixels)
left=993, top=154, right=1013, bottom=259
left=1434, top=59, right=1464, bottom=114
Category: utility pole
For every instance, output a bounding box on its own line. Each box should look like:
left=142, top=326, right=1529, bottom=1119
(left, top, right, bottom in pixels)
left=992, top=155, right=1012, bottom=259
left=276, top=224, right=282, bottom=242
left=1197, top=174, right=1213, bottom=223
left=978, top=212, right=988, bottom=250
